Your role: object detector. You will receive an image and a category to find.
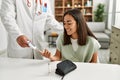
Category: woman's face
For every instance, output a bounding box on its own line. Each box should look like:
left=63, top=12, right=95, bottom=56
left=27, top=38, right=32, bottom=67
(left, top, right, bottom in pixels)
left=64, top=14, right=77, bottom=38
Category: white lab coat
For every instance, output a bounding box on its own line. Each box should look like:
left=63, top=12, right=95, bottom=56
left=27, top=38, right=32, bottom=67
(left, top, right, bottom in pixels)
left=0, top=0, right=63, bottom=59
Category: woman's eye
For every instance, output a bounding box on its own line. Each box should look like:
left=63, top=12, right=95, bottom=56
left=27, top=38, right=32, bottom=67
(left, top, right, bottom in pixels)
left=68, top=23, right=71, bottom=25
left=63, top=22, right=72, bottom=25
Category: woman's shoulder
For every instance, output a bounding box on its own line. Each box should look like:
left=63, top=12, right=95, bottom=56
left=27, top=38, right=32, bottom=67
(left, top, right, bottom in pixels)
left=87, top=36, right=101, bottom=48
left=88, top=36, right=96, bottom=41
left=58, top=33, right=64, bottom=39
left=87, top=36, right=99, bottom=44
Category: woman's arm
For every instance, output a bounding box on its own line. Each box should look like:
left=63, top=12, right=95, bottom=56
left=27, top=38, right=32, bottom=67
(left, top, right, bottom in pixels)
left=41, top=49, right=61, bottom=61
left=90, top=52, right=98, bottom=63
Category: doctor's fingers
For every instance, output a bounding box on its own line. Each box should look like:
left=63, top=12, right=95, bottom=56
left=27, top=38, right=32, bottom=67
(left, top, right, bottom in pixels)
left=17, top=41, right=28, bottom=47
left=20, top=42, right=28, bottom=47
left=17, top=35, right=29, bottom=47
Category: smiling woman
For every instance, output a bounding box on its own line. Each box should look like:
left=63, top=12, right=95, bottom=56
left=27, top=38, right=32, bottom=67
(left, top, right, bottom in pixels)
left=41, top=9, right=101, bottom=63
left=63, top=14, right=77, bottom=37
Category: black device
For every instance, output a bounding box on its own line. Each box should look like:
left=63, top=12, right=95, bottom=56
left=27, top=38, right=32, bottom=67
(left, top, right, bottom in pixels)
left=55, top=60, right=77, bottom=76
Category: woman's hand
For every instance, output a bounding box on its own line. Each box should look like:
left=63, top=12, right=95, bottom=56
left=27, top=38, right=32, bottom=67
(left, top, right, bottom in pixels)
left=41, top=49, right=52, bottom=59
left=40, top=49, right=61, bottom=61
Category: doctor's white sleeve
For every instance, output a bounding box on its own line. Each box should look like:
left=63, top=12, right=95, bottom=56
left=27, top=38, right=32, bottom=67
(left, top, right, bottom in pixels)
left=45, top=14, right=63, bottom=34
left=0, top=0, right=23, bottom=40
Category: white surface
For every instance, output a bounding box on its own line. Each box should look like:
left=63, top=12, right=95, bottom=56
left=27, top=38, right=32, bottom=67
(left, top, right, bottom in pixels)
left=64, top=63, right=119, bottom=80
left=0, top=57, right=51, bottom=80
left=0, top=57, right=119, bottom=80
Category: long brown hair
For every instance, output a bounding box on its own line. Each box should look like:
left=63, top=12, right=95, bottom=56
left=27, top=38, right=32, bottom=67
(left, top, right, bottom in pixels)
left=63, top=9, right=97, bottom=46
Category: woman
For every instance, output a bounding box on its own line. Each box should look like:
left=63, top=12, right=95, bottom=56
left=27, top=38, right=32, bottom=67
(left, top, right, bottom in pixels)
left=41, top=9, right=101, bottom=63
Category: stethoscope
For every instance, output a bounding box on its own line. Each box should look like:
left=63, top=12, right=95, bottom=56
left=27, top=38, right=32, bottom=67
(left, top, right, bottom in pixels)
left=27, top=0, right=43, bottom=15
left=27, top=0, right=42, bottom=7
left=27, top=0, right=31, bottom=7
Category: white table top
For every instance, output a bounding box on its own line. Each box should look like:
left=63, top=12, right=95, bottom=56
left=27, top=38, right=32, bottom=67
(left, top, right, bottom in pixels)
left=0, top=57, right=120, bottom=80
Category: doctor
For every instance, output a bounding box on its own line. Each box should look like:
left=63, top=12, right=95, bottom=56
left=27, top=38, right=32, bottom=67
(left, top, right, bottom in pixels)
left=0, top=0, right=63, bottom=59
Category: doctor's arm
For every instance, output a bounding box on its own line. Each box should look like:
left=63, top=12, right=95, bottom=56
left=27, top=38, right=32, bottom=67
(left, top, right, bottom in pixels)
left=0, top=0, right=29, bottom=47
left=45, top=14, right=63, bottom=34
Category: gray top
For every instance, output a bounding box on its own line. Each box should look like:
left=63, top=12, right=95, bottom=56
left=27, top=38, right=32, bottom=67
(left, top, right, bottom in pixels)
left=56, top=33, right=101, bottom=62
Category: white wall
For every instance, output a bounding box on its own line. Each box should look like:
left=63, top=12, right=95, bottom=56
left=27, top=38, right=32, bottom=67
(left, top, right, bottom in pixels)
left=50, top=0, right=55, bottom=15
left=107, top=0, right=120, bottom=29
left=0, top=0, right=7, bottom=51
left=114, top=0, right=120, bottom=29
left=107, top=0, right=113, bottom=30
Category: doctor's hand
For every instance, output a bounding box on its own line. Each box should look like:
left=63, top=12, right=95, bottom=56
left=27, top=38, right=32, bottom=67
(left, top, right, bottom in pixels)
left=17, top=35, right=29, bottom=48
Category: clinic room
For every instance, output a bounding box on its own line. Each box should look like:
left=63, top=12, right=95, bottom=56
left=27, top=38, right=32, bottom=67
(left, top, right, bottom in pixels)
left=0, top=0, right=120, bottom=80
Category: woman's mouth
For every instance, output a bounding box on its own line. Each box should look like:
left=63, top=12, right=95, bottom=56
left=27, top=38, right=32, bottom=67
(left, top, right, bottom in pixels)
left=66, top=29, right=71, bottom=34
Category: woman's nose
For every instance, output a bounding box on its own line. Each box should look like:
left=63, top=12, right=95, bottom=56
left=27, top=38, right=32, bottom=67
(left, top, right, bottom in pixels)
left=64, top=25, right=69, bottom=29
